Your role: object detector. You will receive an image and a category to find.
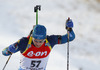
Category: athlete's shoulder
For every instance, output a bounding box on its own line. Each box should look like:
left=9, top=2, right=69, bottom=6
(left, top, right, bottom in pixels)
left=16, top=37, right=29, bottom=52
left=46, top=35, right=58, bottom=48
left=19, top=36, right=29, bottom=43
left=47, top=35, right=58, bottom=39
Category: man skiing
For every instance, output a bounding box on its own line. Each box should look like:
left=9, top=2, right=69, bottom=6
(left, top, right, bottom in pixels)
left=2, top=19, right=75, bottom=70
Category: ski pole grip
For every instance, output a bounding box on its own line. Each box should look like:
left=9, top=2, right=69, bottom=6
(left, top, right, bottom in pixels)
left=66, top=17, right=70, bottom=30
left=34, top=5, right=41, bottom=12
left=66, top=17, right=70, bottom=24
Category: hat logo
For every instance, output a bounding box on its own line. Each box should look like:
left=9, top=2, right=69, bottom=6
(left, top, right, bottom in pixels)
left=34, top=34, right=44, bottom=37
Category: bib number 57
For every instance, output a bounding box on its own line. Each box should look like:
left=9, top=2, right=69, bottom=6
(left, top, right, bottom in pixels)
left=31, top=60, right=41, bottom=68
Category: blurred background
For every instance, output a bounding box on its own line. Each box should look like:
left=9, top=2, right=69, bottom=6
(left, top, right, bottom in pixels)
left=0, top=0, right=100, bottom=70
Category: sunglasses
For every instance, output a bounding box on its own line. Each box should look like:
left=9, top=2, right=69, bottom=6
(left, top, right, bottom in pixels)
left=33, top=38, right=45, bottom=43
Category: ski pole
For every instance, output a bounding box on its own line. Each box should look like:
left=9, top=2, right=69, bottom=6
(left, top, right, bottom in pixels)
left=2, top=54, right=12, bottom=70
left=29, top=5, right=41, bottom=36
left=34, top=5, right=41, bottom=25
left=66, top=17, right=70, bottom=70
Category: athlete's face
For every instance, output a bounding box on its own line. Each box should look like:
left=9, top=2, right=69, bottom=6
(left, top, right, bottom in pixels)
left=32, top=38, right=45, bottom=48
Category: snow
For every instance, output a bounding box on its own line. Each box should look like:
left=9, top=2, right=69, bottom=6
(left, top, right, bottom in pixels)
left=0, top=0, right=100, bottom=70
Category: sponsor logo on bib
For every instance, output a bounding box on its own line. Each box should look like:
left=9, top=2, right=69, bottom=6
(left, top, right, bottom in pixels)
left=27, top=51, right=34, bottom=57
left=27, top=51, right=47, bottom=57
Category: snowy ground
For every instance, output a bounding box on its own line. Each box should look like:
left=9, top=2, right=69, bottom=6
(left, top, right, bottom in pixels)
left=0, top=0, right=100, bottom=70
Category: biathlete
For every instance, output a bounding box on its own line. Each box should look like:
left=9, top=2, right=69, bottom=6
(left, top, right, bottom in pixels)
left=2, top=19, right=75, bottom=70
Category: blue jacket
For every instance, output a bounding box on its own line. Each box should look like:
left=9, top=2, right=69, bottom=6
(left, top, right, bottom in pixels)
left=2, top=30, right=75, bottom=56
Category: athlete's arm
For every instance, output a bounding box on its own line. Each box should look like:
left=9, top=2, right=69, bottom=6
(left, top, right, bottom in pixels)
left=2, top=37, right=28, bottom=56
left=47, top=29, right=75, bottom=48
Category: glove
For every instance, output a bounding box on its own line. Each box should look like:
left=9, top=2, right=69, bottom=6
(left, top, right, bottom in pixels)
left=66, top=18, right=73, bottom=31
left=2, top=47, right=12, bottom=56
